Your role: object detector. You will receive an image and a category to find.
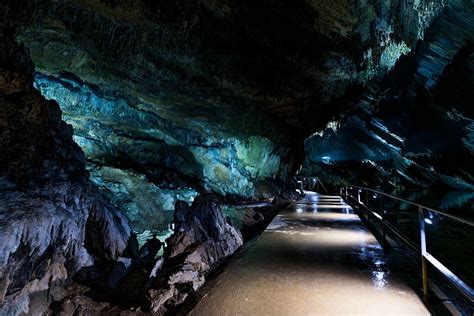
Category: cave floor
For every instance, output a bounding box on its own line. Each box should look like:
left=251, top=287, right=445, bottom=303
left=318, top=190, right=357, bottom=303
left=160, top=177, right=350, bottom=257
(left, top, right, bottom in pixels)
left=188, top=191, right=429, bottom=315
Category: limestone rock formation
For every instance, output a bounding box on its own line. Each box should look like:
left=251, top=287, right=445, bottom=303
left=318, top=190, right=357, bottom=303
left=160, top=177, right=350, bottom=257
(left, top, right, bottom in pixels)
left=242, top=208, right=265, bottom=230
left=302, top=0, right=474, bottom=194
left=147, top=195, right=243, bottom=314
left=0, top=19, right=132, bottom=316
left=1, top=0, right=473, bottom=314
left=11, top=0, right=448, bottom=231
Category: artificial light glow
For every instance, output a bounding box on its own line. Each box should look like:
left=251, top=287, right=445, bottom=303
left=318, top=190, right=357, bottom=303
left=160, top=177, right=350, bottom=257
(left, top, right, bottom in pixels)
left=372, top=271, right=388, bottom=289
left=294, top=203, right=353, bottom=209
left=197, top=191, right=429, bottom=315
left=424, top=218, right=433, bottom=225
left=321, top=156, right=332, bottom=164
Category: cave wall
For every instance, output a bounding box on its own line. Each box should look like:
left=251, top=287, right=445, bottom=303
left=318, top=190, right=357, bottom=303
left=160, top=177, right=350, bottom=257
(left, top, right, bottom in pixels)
left=13, top=0, right=451, bottom=234
left=2, top=0, right=472, bottom=313
left=0, top=5, right=132, bottom=314
left=19, top=0, right=448, bottom=130
left=32, top=72, right=295, bottom=234
left=302, top=0, right=474, bottom=194
left=33, top=72, right=293, bottom=197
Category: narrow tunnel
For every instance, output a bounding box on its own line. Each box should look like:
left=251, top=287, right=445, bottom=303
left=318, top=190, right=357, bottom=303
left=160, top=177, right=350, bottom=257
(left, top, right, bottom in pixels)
left=1, top=0, right=473, bottom=315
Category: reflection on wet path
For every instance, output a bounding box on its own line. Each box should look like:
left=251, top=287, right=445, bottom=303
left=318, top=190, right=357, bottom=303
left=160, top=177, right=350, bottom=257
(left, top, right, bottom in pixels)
left=189, top=192, right=429, bottom=315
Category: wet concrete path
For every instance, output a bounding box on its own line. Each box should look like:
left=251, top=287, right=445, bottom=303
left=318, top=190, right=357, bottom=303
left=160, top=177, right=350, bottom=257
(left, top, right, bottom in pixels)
left=189, top=192, right=429, bottom=315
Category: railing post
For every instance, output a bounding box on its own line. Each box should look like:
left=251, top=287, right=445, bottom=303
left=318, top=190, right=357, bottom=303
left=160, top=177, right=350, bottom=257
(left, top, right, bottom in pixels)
left=381, top=196, right=387, bottom=248
left=418, top=206, right=429, bottom=300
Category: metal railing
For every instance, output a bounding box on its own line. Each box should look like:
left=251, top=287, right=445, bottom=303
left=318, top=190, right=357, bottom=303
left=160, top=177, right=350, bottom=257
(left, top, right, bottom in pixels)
left=294, top=176, right=329, bottom=194
left=341, top=185, right=474, bottom=305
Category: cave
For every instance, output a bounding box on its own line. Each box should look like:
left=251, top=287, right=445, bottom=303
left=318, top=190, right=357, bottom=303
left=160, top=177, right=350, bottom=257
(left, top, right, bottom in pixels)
left=1, top=0, right=473, bottom=315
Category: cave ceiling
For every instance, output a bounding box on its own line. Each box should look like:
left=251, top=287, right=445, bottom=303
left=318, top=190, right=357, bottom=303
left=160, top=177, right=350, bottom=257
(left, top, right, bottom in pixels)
left=18, top=0, right=443, bottom=132
left=4, top=0, right=473, bottom=232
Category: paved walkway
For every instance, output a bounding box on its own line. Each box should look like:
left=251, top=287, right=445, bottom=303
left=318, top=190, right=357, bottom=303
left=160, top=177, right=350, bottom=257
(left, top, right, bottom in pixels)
left=189, top=192, right=429, bottom=315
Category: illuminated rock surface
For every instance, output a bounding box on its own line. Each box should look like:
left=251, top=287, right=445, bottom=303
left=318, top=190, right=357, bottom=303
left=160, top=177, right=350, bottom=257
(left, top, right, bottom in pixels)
left=1, top=0, right=473, bottom=314
left=0, top=25, right=132, bottom=315
left=147, top=195, right=243, bottom=314
left=14, top=0, right=459, bottom=233
left=302, top=0, right=474, bottom=193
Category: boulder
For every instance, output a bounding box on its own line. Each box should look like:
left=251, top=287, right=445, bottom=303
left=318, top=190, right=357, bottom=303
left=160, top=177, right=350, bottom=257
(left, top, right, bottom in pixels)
left=242, top=208, right=265, bottom=230
left=147, top=195, right=243, bottom=314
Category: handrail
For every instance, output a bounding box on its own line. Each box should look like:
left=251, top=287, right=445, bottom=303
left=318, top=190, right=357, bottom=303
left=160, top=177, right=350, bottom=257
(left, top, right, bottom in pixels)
left=294, top=176, right=330, bottom=194
left=341, top=185, right=474, bottom=306
left=345, top=185, right=474, bottom=226
left=316, top=177, right=330, bottom=195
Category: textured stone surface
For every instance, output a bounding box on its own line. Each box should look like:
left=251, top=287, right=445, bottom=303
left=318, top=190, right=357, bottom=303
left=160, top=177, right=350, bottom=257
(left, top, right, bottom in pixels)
left=15, top=0, right=450, bottom=209
left=2, top=0, right=451, bottom=242
left=302, top=1, right=474, bottom=193
left=88, top=164, right=198, bottom=233
left=0, top=15, right=132, bottom=315
left=147, top=195, right=243, bottom=314
left=32, top=72, right=295, bottom=233
left=1, top=0, right=473, bottom=314
left=19, top=0, right=446, bottom=129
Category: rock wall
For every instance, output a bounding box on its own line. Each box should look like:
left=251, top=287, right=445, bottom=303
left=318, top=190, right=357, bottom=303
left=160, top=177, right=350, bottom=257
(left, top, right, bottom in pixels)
left=302, top=0, right=474, bottom=193
left=33, top=72, right=295, bottom=234
left=0, top=14, right=132, bottom=315
left=147, top=195, right=243, bottom=314
left=13, top=0, right=450, bottom=236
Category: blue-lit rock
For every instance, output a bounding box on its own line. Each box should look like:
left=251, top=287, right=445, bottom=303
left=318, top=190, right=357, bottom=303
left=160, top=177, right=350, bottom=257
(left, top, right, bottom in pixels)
left=3, top=0, right=473, bottom=314
left=302, top=0, right=474, bottom=194
left=414, top=1, right=474, bottom=89
left=24, top=0, right=452, bottom=212
left=19, top=0, right=448, bottom=136
left=89, top=164, right=198, bottom=233
left=303, top=99, right=474, bottom=192
left=0, top=33, right=132, bottom=315
left=32, top=72, right=294, bottom=242
left=18, top=1, right=455, bottom=225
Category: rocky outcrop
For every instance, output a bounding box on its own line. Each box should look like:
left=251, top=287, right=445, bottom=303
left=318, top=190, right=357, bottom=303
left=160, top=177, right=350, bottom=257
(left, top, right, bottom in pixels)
left=147, top=195, right=243, bottom=314
left=414, top=0, right=474, bottom=89
left=302, top=1, right=474, bottom=194
left=242, top=208, right=265, bottom=231
left=0, top=17, right=132, bottom=316
left=0, top=183, right=132, bottom=315
left=32, top=71, right=297, bottom=234
left=88, top=164, right=198, bottom=233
